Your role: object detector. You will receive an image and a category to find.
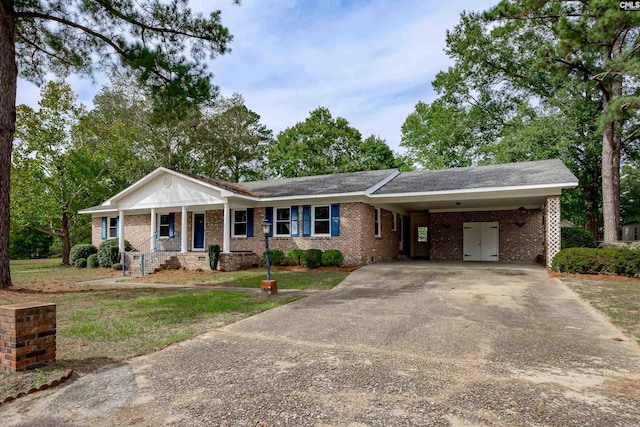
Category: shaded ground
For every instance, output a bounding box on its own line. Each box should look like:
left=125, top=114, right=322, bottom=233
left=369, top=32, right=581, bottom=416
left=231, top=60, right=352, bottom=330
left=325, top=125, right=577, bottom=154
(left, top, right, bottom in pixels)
left=2, top=262, right=640, bottom=426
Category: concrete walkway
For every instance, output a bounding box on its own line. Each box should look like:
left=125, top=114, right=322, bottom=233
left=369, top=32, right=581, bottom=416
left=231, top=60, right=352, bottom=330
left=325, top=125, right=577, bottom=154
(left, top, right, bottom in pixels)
left=3, top=262, right=640, bottom=426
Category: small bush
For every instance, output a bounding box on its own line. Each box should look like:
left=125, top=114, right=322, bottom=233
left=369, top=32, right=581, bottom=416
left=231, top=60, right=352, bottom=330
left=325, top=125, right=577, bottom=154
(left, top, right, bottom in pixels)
left=74, top=258, right=87, bottom=268
left=303, top=249, right=323, bottom=269
left=284, top=248, right=305, bottom=265
left=112, top=262, right=125, bottom=271
left=321, top=249, right=344, bottom=266
left=70, top=244, right=97, bottom=265
left=561, top=227, right=595, bottom=249
left=630, top=241, right=640, bottom=250
left=552, top=248, right=640, bottom=277
left=262, top=249, right=284, bottom=266
left=208, top=244, right=221, bottom=270
left=87, top=254, right=99, bottom=268
left=97, top=239, right=131, bottom=268
left=599, top=241, right=631, bottom=249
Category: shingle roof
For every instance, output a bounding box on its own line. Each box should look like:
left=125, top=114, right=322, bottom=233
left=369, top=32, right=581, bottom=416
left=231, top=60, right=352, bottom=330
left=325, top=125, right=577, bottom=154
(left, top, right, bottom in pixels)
left=242, top=169, right=398, bottom=197
left=373, top=159, right=577, bottom=195
left=178, top=171, right=259, bottom=197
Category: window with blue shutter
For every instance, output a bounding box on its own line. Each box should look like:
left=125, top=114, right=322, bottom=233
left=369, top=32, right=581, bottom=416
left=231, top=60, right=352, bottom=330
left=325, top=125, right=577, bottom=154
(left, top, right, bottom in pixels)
left=168, top=213, right=175, bottom=238
left=290, top=206, right=299, bottom=237
left=246, top=208, right=254, bottom=237
left=330, top=204, right=340, bottom=236
left=265, top=207, right=273, bottom=237
left=101, top=217, right=107, bottom=240
left=302, top=205, right=311, bottom=237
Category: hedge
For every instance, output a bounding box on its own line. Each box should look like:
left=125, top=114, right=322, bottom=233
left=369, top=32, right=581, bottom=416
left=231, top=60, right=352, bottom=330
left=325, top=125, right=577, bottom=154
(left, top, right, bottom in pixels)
left=561, top=227, right=595, bottom=249
left=87, top=254, right=99, bottom=268
left=262, top=249, right=284, bottom=266
left=303, top=249, right=323, bottom=269
left=284, top=249, right=305, bottom=266
left=551, top=248, right=640, bottom=277
left=74, top=258, right=87, bottom=268
left=70, top=244, right=97, bottom=265
left=321, top=249, right=343, bottom=266
left=97, top=239, right=131, bottom=268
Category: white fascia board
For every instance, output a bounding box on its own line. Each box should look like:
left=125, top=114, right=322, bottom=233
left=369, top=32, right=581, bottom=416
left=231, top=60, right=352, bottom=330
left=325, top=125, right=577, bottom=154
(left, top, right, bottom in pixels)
left=100, top=167, right=169, bottom=206
left=78, top=207, right=119, bottom=215
left=429, top=204, right=542, bottom=213
left=364, top=169, right=401, bottom=195
left=256, top=192, right=367, bottom=203
left=369, top=182, right=578, bottom=201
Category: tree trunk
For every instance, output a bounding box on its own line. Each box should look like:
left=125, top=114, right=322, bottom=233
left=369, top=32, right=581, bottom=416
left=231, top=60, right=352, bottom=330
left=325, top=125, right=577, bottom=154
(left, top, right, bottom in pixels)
left=0, top=2, right=17, bottom=288
left=601, top=38, right=623, bottom=243
left=61, top=212, right=71, bottom=266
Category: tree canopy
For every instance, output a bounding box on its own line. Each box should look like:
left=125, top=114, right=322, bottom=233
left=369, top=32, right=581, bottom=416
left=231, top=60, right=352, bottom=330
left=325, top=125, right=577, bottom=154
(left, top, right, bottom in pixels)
left=267, top=107, right=400, bottom=178
left=1, top=0, right=235, bottom=287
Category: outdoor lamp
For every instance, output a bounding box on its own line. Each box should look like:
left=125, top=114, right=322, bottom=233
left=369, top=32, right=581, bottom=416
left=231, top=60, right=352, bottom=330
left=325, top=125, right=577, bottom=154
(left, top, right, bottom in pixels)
left=261, top=219, right=271, bottom=237
left=260, top=219, right=277, bottom=295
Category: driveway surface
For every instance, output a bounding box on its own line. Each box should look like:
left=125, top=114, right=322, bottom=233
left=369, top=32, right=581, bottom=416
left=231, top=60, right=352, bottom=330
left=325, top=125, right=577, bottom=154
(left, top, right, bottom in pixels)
left=3, top=262, right=640, bottom=426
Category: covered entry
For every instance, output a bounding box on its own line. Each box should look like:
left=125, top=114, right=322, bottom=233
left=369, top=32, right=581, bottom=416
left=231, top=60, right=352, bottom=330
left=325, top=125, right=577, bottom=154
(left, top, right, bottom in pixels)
left=463, top=222, right=498, bottom=261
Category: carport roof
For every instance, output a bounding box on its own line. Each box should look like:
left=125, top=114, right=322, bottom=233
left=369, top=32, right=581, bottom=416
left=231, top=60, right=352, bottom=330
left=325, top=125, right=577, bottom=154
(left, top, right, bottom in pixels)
left=372, top=159, right=577, bottom=195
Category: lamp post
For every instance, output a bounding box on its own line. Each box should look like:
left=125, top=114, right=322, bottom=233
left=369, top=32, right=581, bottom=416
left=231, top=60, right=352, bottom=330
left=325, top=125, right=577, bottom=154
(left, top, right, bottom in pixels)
left=260, top=219, right=277, bottom=295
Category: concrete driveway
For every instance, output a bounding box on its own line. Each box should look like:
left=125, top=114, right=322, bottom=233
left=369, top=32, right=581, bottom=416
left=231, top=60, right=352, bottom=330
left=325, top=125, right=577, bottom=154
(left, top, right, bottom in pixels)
left=3, top=262, right=640, bottom=426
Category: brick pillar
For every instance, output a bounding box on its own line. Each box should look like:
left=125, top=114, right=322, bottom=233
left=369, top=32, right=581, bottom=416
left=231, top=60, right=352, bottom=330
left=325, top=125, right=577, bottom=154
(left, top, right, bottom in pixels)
left=545, top=196, right=561, bottom=268
left=0, top=302, right=56, bottom=372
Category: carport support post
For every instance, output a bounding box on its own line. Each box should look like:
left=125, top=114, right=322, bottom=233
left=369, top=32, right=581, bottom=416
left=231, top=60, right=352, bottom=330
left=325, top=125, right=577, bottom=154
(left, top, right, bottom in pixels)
left=545, top=196, right=561, bottom=268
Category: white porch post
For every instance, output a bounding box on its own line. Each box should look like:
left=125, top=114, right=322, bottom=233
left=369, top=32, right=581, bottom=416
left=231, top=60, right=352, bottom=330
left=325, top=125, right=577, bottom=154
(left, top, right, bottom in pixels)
left=223, top=203, right=231, bottom=253
left=181, top=206, right=188, bottom=253
left=118, top=210, right=125, bottom=252
left=150, top=208, right=157, bottom=251
left=545, top=196, right=561, bottom=268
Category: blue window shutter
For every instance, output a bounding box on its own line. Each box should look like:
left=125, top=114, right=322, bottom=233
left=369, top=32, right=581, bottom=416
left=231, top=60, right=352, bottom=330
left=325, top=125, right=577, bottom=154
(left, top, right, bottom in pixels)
left=247, top=208, right=254, bottom=237
left=331, top=204, right=340, bottom=236
left=101, top=217, right=107, bottom=240
left=265, top=207, right=273, bottom=237
left=168, top=213, right=175, bottom=238
left=302, top=205, right=311, bottom=237
left=290, top=206, right=299, bottom=237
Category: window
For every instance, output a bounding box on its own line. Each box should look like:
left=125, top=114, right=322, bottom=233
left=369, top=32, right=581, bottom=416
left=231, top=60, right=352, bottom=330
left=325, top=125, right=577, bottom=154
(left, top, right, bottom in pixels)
left=159, top=214, right=171, bottom=237
left=108, top=217, right=118, bottom=239
left=417, top=226, right=428, bottom=243
left=392, top=212, right=397, bottom=231
left=233, top=210, right=247, bottom=237
left=275, top=208, right=290, bottom=236
left=374, top=208, right=381, bottom=237
left=313, top=205, right=330, bottom=235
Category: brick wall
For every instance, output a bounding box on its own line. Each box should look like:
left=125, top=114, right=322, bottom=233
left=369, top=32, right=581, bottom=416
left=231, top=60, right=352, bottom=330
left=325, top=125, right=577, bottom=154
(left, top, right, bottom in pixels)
left=430, top=209, right=544, bottom=262
left=0, top=303, right=56, bottom=372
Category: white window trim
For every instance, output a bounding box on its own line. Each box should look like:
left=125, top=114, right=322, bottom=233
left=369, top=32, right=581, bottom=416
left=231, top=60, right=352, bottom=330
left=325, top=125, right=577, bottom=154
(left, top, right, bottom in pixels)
left=274, top=207, right=291, bottom=237
left=158, top=213, right=172, bottom=238
left=232, top=209, right=247, bottom=238
left=374, top=208, right=381, bottom=238
left=107, top=216, right=118, bottom=239
left=311, top=205, right=331, bottom=236
left=392, top=212, right=397, bottom=231
left=191, top=212, right=206, bottom=251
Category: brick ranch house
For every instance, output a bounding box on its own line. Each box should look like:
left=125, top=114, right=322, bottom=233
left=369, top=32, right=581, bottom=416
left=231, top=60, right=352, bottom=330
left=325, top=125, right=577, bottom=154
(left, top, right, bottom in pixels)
left=79, top=159, right=578, bottom=274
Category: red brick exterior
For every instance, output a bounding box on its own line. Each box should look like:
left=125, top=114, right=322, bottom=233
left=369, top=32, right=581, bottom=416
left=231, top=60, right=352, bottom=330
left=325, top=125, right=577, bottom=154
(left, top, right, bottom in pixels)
left=0, top=303, right=56, bottom=372
left=429, top=209, right=544, bottom=262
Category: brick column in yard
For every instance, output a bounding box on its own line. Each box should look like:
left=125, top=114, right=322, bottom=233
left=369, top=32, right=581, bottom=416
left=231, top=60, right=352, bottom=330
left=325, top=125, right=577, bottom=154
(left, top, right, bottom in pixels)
left=0, top=302, right=56, bottom=372
left=545, top=195, right=561, bottom=268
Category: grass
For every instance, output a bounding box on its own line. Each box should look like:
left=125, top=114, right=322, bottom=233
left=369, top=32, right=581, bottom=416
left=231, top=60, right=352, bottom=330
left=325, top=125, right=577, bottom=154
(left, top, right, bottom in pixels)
left=123, top=266, right=352, bottom=290
left=1, top=259, right=340, bottom=399
left=562, top=275, right=640, bottom=344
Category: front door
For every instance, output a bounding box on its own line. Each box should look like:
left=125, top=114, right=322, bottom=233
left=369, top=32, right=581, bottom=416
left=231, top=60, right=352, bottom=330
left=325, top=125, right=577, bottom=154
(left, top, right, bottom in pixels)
left=463, top=222, right=498, bottom=261
left=193, top=213, right=205, bottom=250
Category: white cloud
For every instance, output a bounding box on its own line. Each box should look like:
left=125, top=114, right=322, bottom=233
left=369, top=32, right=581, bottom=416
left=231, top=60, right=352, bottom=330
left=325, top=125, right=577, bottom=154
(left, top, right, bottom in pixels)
left=16, top=0, right=498, bottom=152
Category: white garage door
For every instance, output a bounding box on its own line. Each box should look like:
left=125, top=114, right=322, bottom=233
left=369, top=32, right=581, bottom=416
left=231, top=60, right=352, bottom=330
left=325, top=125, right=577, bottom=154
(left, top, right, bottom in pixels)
left=463, top=222, right=499, bottom=261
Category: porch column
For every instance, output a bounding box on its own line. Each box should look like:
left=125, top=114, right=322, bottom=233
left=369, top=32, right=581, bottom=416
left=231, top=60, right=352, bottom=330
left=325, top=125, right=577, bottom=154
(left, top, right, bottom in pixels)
left=181, top=206, right=188, bottom=253
left=223, top=203, right=231, bottom=253
left=545, top=195, right=561, bottom=268
left=150, top=208, right=157, bottom=251
left=118, top=210, right=125, bottom=252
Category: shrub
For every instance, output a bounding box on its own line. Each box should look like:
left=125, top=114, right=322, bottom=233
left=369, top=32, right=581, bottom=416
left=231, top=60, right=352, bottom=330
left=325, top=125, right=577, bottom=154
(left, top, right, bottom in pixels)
left=303, top=249, right=323, bottom=269
left=630, top=241, right=640, bottom=250
left=112, top=262, right=124, bottom=271
left=208, top=244, right=221, bottom=270
left=552, top=248, right=640, bottom=277
left=70, top=244, right=97, bottom=265
left=262, top=249, right=284, bottom=266
left=97, top=239, right=131, bottom=268
left=284, top=248, right=305, bottom=266
left=87, top=254, right=99, bottom=268
left=321, top=249, right=344, bottom=266
left=599, top=241, right=630, bottom=249
left=560, top=227, right=595, bottom=249
left=74, top=258, right=87, bottom=268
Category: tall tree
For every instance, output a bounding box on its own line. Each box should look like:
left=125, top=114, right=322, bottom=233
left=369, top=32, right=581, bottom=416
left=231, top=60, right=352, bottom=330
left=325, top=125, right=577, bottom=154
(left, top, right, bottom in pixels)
left=12, top=82, right=111, bottom=265
left=268, top=107, right=399, bottom=178
left=0, top=1, right=234, bottom=287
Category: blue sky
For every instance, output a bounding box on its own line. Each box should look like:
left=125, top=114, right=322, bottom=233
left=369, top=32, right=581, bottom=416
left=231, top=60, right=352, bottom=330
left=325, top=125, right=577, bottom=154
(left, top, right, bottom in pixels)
left=16, top=0, right=497, bottom=152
